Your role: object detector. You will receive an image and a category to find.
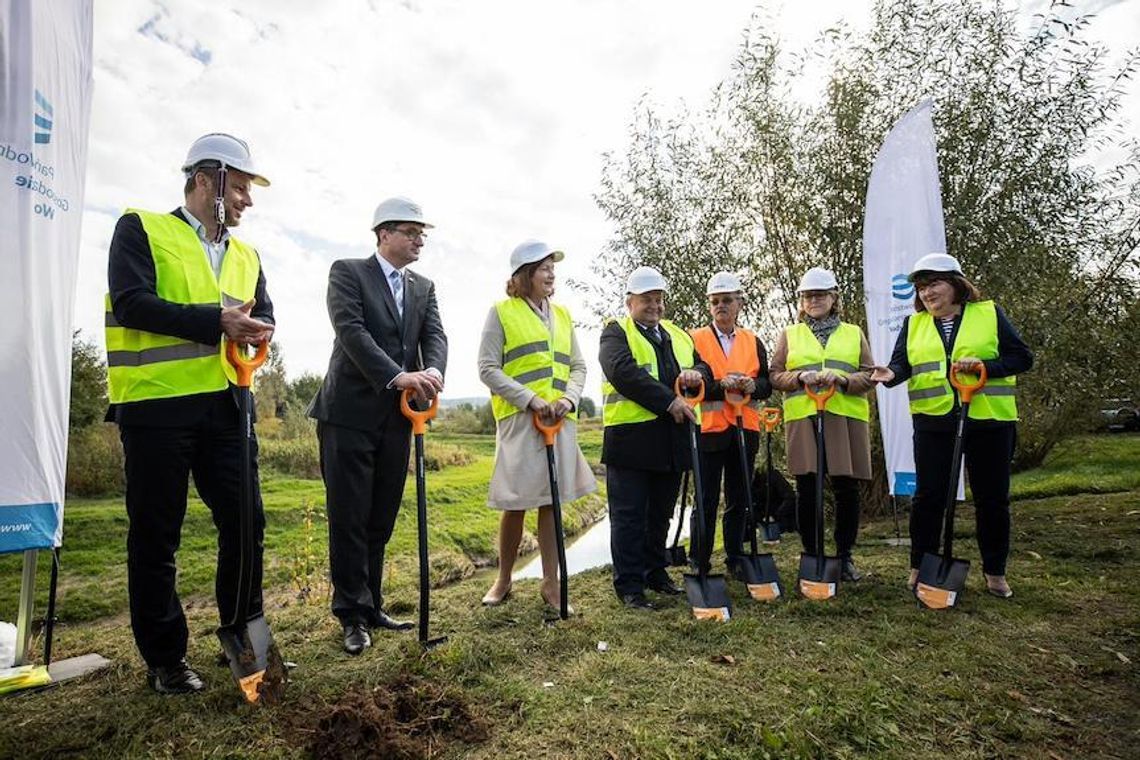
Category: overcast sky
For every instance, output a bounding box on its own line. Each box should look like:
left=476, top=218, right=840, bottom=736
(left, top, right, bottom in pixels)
left=73, top=0, right=1139, bottom=400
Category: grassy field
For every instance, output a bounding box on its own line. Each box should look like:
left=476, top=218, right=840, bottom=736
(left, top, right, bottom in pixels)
left=0, top=433, right=1136, bottom=758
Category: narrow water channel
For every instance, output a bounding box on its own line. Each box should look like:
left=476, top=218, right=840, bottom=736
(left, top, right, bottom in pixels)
left=513, top=510, right=691, bottom=580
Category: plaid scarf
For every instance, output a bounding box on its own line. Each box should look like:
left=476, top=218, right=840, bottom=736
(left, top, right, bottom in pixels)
left=803, top=313, right=841, bottom=347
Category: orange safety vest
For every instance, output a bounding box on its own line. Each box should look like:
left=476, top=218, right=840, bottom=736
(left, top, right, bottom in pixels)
left=690, top=325, right=761, bottom=433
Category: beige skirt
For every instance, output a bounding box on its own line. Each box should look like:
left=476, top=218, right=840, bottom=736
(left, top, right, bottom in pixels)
left=487, top=414, right=598, bottom=510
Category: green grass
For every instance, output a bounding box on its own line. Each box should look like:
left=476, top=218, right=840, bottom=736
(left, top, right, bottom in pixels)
left=0, top=433, right=1136, bottom=759
left=1008, top=432, right=1140, bottom=500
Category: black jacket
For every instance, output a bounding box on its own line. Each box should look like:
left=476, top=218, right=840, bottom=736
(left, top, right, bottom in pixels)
left=598, top=320, right=711, bottom=472
left=105, top=209, right=274, bottom=427
left=307, top=256, right=448, bottom=431
left=883, top=304, right=1033, bottom=432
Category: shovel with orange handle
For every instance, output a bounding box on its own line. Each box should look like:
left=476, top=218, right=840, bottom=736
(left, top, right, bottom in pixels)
left=915, top=362, right=988, bottom=610
left=217, top=340, right=287, bottom=704
left=532, top=412, right=571, bottom=620
left=796, top=382, right=843, bottom=601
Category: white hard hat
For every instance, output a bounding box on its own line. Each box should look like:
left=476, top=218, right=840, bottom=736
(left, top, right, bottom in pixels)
left=509, top=240, right=564, bottom=274
left=625, top=266, right=668, bottom=295
left=182, top=133, right=269, bottom=186
left=371, top=196, right=434, bottom=230
left=706, top=271, right=743, bottom=296
left=908, top=253, right=963, bottom=281
left=796, top=267, right=838, bottom=292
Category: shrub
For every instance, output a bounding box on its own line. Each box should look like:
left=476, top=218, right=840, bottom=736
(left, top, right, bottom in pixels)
left=260, top=431, right=321, bottom=479
left=67, top=424, right=124, bottom=497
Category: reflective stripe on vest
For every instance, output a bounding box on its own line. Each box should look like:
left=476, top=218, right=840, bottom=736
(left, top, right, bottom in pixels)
left=690, top=325, right=761, bottom=433
left=783, top=322, right=870, bottom=423
left=105, top=209, right=260, bottom=404
left=602, top=318, right=699, bottom=427
left=490, top=298, right=578, bottom=422
left=905, top=300, right=1018, bottom=421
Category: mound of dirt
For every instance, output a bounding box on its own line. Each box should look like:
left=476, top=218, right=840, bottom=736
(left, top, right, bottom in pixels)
left=307, top=673, right=489, bottom=759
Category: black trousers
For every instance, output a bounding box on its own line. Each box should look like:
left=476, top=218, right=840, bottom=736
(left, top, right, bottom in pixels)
left=795, top=474, right=860, bottom=558
left=318, top=416, right=411, bottom=626
left=910, top=424, right=1015, bottom=575
left=120, top=394, right=264, bottom=668
left=606, top=465, right=682, bottom=598
left=692, top=432, right=759, bottom=567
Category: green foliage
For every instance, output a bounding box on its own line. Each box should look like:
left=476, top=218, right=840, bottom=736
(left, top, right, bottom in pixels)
left=593, top=0, right=1140, bottom=496
left=252, top=340, right=289, bottom=418
left=65, top=423, right=123, bottom=497
left=68, top=331, right=106, bottom=430
left=578, top=395, right=597, bottom=417
left=286, top=371, right=323, bottom=415
left=259, top=433, right=322, bottom=479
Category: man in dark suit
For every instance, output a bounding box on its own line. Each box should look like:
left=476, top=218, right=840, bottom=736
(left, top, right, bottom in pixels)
left=105, top=133, right=275, bottom=694
left=599, top=266, right=709, bottom=609
left=308, top=196, right=448, bottom=654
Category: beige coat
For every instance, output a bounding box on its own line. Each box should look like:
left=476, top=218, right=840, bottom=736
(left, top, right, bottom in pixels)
left=478, top=299, right=598, bottom=510
left=768, top=325, right=875, bottom=479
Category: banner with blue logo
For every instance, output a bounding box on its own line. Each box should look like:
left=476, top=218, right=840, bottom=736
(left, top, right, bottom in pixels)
left=863, top=99, right=958, bottom=498
left=0, top=0, right=94, bottom=551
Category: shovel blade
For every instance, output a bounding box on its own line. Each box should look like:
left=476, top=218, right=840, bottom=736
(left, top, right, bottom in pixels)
left=761, top=521, right=782, bottom=544
left=726, top=553, right=782, bottom=602
left=665, top=545, right=689, bottom=567
left=216, top=615, right=287, bottom=704
left=915, top=552, right=970, bottom=610
left=682, top=571, right=732, bottom=621
left=797, top=553, right=842, bottom=600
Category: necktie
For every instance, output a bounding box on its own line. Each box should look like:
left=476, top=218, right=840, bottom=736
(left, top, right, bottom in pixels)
left=389, top=269, right=404, bottom=317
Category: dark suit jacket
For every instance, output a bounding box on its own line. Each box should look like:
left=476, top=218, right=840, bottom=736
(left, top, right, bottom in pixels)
left=308, top=255, right=448, bottom=431
left=598, top=320, right=711, bottom=472
left=105, top=208, right=275, bottom=427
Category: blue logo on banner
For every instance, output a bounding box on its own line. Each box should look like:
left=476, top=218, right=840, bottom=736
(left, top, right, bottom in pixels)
left=893, top=471, right=917, bottom=496
left=891, top=273, right=914, bottom=300
left=0, top=502, right=58, bottom=553
left=34, top=90, right=54, bottom=145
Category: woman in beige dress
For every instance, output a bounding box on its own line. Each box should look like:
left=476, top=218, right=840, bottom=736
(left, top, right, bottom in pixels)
left=477, top=240, right=597, bottom=611
left=769, top=267, right=876, bottom=581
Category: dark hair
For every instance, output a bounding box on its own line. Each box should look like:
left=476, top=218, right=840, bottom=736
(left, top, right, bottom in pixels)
left=506, top=260, right=541, bottom=299
left=913, top=273, right=982, bottom=312
left=183, top=161, right=219, bottom=195
left=373, top=221, right=399, bottom=244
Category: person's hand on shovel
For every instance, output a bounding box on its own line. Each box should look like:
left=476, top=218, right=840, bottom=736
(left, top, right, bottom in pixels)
left=221, top=298, right=274, bottom=345
left=668, top=370, right=703, bottom=424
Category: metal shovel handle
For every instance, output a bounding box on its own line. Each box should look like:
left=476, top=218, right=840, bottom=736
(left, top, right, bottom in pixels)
left=723, top=390, right=751, bottom=420
left=950, top=361, right=988, bottom=403
left=531, top=408, right=565, bottom=446
left=803, top=382, right=836, bottom=411
left=225, top=340, right=269, bottom=388
left=673, top=375, right=705, bottom=406
left=400, top=389, right=440, bottom=434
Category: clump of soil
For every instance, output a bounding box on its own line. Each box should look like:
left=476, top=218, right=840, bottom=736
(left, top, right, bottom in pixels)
left=308, top=673, right=489, bottom=759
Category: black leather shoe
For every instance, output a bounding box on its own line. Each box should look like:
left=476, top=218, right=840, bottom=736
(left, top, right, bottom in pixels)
left=620, top=593, right=656, bottom=610
left=343, top=623, right=371, bottom=655
left=147, top=659, right=205, bottom=694
left=647, top=578, right=683, bottom=596
left=841, top=559, right=863, bottom=582
left=372, top=609, right=414, bottom=632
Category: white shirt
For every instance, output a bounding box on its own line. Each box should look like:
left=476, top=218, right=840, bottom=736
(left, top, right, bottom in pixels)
left=713, top=324, right=736, bottom=356
left=374, top=250, right=443, bottom=387
left=181, top=206, right=228, bottom=277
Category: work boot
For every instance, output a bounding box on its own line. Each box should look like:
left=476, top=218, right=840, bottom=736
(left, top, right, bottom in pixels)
left=841, top=558, right=863, bottom=582
left=147, top=659, right=205, bottom=695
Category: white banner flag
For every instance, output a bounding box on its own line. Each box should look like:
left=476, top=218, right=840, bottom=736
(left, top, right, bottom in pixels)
left=0, top=0, right=94, bottom=551
left=862, top=99, right=947, bottom=497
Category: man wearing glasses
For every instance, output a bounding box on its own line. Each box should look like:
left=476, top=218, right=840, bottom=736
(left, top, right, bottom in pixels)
left=308, top=196, right=448, bottom=655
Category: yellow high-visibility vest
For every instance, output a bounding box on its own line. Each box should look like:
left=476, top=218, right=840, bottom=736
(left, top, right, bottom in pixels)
left=602, top=317, right=700, bottom=427
left=906, top=300, right=1017, bottom=421
left=783, top=322, right=869, bottom=423
left=105, top=209, right=260, bottom=403
left=490, top=297, right=578, bottom=422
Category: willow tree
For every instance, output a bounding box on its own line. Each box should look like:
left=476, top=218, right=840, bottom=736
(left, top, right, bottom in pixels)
left=592, top=0, right=1140, bottom=498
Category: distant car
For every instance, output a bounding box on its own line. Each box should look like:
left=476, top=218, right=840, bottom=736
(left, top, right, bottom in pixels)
left=1099, top=399, right=1140, bottom=432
